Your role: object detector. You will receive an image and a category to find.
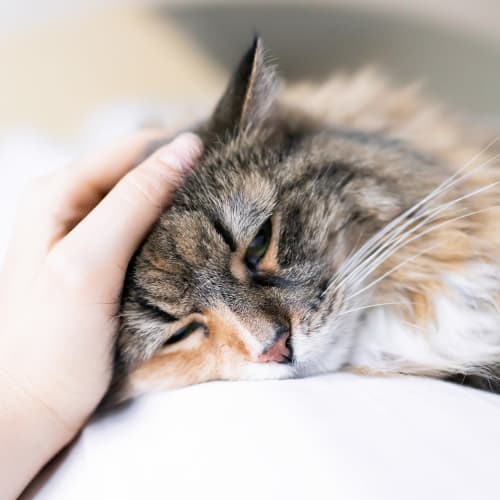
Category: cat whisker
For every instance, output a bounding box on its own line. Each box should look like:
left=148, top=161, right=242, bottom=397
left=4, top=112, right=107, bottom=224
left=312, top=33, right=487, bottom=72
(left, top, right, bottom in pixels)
left=340, top=179, right=500, bottom=291
left=328, top=145, right=500, bottom=292
left=328, top=155, right=500, bottom=296
left=399, top=320, right=428, bottom=332
left=334, top=229, right=366, bottom=278
left=348, top=188, right=499, bottom=292
left=346, top=241, right=442, bottom=302
left=347, top=204, right=500, bottom=302
left=426, top=135, right=500, bottom=199
left=337, top=301, right=406, bottom=317
left=412, top=178, right=500, bottom=222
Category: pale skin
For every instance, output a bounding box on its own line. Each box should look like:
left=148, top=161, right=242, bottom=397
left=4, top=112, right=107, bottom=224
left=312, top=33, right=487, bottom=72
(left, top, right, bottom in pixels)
left=0, top=131, right=203, bottom=499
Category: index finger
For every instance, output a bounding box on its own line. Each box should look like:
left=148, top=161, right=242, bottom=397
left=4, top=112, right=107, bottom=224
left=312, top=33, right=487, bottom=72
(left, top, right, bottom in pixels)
left=52, top=133, right=203, bottom=295
left=64, top=129, right=170, bottom=196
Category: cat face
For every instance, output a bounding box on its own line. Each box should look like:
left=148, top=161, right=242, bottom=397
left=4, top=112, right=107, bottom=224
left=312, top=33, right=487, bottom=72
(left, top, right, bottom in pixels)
left=108, top=38, right=440, bottom=403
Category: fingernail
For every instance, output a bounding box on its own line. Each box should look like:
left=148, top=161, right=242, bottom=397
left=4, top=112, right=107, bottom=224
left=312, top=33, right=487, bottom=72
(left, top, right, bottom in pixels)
left=156, top=133, right=204, bottom=172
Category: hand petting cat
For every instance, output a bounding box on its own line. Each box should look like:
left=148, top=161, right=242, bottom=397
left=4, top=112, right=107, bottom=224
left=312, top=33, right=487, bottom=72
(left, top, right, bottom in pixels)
left=0, top=131, right=203, bottom=499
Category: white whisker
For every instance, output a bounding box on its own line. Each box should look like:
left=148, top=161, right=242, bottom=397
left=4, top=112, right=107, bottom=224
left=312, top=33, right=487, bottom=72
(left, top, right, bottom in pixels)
left=347, top=204, right=500, bottom=301
left=399, top=320, right=428, bottom=332
left=341, top=180, right=500, bottom=289
left=347, top=242, right=443, bottom=302
left=327, top=148, right=500, bottom=296
left=337, top=302, right=405, bottom=317
left=333, top=140, right=500, bottom=281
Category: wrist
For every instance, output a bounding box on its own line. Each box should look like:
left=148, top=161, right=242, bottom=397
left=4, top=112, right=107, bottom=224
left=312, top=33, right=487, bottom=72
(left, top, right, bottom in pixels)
left=0, top=368, right=76, bottom=498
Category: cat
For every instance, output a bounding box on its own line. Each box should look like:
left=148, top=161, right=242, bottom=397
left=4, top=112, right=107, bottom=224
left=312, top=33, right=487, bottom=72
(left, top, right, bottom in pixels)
left=104, top=37, right=500, bottom=406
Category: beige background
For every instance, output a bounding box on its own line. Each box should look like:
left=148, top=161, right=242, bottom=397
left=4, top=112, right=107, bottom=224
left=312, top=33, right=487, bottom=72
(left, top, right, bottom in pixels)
left=0, top=6, right=225, bottom=138
left=1, top=1, right=500, bottom=140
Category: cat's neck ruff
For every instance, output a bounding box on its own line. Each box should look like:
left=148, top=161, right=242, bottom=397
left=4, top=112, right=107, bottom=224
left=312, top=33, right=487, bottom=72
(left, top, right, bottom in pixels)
left=350, top=261, right=500, bottom=376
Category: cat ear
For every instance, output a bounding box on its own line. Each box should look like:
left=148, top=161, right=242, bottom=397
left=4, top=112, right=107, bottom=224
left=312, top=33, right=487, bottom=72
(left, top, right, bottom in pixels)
left=207, top=36, right=279, bottom=138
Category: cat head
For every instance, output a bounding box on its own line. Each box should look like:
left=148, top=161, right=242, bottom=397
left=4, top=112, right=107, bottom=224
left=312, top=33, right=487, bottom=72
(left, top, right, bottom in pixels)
left=107, top=37, right=438, bottom=404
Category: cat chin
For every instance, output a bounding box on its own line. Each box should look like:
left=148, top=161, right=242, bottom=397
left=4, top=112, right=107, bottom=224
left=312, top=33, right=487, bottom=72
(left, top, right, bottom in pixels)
left=122, top=360, right=295, bottom=401
left=291, top=345, right=353, bottom=379
left=232, top=348, right=351, bottom=382
left=110, top=333, right=355, bottom=406
left=222, top=361, right=295, bottom=382
left=287, top=315, right=361, bottom=378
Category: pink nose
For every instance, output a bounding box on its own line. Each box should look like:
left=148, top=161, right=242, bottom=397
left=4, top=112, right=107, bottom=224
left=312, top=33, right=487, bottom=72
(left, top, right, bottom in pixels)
left=257, top=330, right=292, bottom=364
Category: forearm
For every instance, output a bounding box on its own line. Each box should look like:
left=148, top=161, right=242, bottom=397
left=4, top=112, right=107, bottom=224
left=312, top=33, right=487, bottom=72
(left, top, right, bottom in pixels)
left=0, top=372, right=74, bottom=499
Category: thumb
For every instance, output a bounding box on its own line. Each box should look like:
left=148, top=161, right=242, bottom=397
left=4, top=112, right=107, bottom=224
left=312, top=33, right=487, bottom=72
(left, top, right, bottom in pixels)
left=58, top=132, right=203, bottom=275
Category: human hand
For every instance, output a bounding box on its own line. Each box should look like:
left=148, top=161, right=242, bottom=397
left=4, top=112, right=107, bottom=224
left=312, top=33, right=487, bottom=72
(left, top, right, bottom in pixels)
left=0, top=131, right=203, bottom=498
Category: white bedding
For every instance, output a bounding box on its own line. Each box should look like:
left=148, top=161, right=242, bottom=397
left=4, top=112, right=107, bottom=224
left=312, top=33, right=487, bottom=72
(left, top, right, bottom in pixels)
left=29, top=375, right=500, bottom=500
left=3, top=117, right=500, bottom=500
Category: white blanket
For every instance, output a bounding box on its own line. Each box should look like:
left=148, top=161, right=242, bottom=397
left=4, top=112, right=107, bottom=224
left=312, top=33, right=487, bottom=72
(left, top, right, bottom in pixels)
left=30, top=375, right=500, bottom=500
left=2, top=119, right=499, bottom=500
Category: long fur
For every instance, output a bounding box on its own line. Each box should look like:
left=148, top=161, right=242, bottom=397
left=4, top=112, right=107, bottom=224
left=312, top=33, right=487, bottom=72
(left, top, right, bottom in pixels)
left=102, top=38, right=500, bottom=406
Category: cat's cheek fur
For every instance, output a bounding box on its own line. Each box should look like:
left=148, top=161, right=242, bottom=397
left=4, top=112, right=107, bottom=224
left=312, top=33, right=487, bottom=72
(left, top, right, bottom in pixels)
left=350, top=262, right=500, bottom=375
left=124, top=347, right=294, bottom=400
left=289, top=317, right=360, bottom=377
left=119, top=303, right=295, bottom=399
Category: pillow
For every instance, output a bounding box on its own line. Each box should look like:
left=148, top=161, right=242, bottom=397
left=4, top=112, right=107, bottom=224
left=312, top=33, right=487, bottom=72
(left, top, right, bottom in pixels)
left=29, top=374, right=500, bottom=500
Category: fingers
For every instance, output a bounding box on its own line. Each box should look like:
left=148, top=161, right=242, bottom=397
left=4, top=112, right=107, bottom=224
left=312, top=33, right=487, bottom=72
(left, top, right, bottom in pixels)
left=41, top=129, right=172, bottom=232
left=19, top=129, right=169, bottom=219
left=64, top=128, right=169, bottom=196
left=8, top=129, right=170, bottom=256
left=54, top=133, right=203, bottom=291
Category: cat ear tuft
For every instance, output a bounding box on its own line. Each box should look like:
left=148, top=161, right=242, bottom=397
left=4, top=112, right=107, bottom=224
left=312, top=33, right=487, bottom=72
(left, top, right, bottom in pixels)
left=208, top=36, right=279, bottom=139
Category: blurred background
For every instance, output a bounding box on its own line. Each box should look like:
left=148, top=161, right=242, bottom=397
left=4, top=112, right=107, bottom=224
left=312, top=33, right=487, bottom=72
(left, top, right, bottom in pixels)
left=1, top=0, right=500, bottom=141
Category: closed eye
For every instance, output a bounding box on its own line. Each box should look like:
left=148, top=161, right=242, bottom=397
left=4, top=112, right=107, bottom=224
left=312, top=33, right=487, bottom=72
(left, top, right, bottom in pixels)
left=252, top=273, right=292, bottom=288
left=164, top=322, right=205, bottom=346
left=136, top=297, right=178, bottom=323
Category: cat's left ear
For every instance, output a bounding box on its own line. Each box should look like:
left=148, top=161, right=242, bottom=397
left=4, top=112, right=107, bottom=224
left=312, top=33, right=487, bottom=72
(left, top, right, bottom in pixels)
left=206, top=36, right=279, bottom=139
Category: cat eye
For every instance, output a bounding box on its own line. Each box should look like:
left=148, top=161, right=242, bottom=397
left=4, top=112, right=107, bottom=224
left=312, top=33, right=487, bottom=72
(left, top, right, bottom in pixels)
left=164, top=321, right=204, bottom=346
left=245, top=218, right=272, bottom=270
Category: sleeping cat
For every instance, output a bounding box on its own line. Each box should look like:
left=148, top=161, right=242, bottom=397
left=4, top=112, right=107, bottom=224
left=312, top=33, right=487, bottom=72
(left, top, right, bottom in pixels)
left=105, top=37, right=500, bottom=405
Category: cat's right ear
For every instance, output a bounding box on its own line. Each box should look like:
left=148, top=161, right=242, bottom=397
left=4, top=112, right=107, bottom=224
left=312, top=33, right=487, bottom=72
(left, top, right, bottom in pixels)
left=206, top=36, right=279, bottom=141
